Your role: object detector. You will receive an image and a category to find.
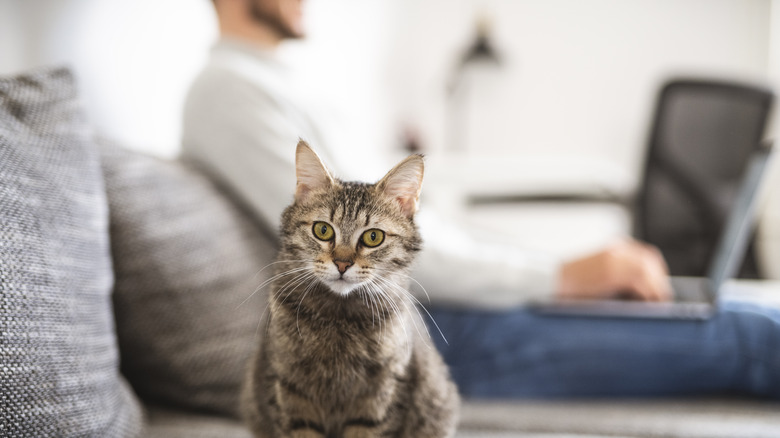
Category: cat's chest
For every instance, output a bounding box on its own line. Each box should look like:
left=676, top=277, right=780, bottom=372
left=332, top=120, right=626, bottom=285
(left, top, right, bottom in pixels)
left=290, top=324, right=406, bottom=373
left=272, top=315, right=409, bottom=390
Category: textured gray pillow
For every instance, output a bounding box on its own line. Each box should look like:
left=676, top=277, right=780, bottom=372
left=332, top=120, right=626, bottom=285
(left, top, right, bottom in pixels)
left=100, top=142, right=276, bottom=418
left=0, top=68, right=144, bottom=437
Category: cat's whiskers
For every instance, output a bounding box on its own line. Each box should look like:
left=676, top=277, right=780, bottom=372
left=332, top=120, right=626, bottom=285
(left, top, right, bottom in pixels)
left=371, top=273, right=448, bottom=346
left=267, top=272, right=316, bottom=336
left=357, top=289, right=371, bottom=326
left=364, top=283, right=384, bottom=339
left=370, top=275, right=428, bottom=351
left=249, top=259, right=311, bottom=283
left=373, top=280, right=398, bottom=343
left=272, top=276, right=318, bottom=336
left=370, top=282, right=393, bottom=343
left=372, top=267, right=432, bottom=304
left=237, top=265, right=310, bottom=309
left=240, top=264, right=312, bottom=339
left=371, top=288, right=386, bottom=339
left=365, top=280, right=396, bottom=345
left=369, top=284, right=385, bottom=342
left=363, top=287, right=378, bottom=329
left=367, top=278, right=412, bottom=356
left=295, top=275, right=320, bottom=339
left=271, top=270, right=314, bottom=309
left=274, top=270, right=316, bottom=308
left=256, top=271, right=315, bottom=338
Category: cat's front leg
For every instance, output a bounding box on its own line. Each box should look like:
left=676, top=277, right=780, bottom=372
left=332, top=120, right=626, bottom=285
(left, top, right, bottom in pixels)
left=275, top=381, right=327, bottom=438
left=342, top=405, right=403, bottom=438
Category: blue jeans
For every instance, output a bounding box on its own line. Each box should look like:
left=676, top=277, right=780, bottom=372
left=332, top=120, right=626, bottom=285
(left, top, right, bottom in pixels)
left=429, top=298, right=780, bottom=399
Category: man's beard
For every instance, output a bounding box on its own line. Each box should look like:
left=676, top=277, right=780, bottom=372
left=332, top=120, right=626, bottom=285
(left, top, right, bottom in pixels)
left=249, top=0, right=303, bottom=40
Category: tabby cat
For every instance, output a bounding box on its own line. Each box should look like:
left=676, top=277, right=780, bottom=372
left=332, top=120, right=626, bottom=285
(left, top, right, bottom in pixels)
left=242, top=140, right=459, bottom=438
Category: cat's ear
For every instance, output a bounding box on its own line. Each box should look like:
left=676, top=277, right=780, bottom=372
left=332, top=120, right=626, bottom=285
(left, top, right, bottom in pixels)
left=377, top=154, right=424, bottom=218
left=295, top=140, right=334, bottom=203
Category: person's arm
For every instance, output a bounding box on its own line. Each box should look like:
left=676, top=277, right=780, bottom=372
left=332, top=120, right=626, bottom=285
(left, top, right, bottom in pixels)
left=411, top=215, right=672, bottom=309
left=410, top=209, right=562, bottom=308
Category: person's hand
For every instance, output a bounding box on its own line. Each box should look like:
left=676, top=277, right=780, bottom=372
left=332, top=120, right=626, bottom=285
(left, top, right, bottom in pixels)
left=556, top=239, right=673, bottom=302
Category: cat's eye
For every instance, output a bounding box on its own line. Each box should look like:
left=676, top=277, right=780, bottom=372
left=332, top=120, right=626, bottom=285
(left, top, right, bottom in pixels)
left=312, top=222, right=335, bottom=241
left=361, top=229, right=385, bottom=248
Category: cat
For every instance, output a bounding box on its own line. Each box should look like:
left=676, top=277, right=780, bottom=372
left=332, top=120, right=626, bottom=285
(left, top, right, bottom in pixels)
left=241, top=140, right=459, bottom=438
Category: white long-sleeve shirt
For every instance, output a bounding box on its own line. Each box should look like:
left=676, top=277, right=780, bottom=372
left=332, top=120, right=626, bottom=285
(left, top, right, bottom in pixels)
left=181, top=38, right=560, bottom=308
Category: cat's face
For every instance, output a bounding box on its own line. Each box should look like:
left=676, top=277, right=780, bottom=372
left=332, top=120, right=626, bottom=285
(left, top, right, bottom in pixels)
left=279, top=141, right=423, bottom=297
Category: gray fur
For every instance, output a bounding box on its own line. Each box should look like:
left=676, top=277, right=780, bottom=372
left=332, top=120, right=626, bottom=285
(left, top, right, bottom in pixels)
left=242, top=142, right=459, bottom=437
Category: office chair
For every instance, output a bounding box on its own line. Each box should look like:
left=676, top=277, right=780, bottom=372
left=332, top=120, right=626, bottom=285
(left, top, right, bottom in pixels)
left=634, top=79, right=774, bottom=278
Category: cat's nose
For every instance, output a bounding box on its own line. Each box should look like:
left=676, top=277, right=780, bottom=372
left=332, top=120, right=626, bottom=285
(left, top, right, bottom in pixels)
left=334, top=259, right=354, bottom=275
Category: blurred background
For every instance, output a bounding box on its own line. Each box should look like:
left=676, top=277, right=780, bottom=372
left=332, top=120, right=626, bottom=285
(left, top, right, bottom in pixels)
left=1, top=0, right=778, bottom=278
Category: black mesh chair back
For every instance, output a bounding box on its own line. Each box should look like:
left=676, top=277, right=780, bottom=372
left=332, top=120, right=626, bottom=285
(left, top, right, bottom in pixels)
left=635, top=79, right=774, bottom=277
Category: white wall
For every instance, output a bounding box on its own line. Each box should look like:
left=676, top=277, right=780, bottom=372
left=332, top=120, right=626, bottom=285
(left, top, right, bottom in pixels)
left=0, top=0, right=217, bottom=157
left=0, top=2, right=24, bottom=73
left=282, top=0, right=393, bottom=166
left=386, top=0, right=771, bottom=176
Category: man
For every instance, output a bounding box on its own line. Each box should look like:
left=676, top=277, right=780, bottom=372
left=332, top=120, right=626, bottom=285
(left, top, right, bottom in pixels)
left=182, top=0, right=780, bottom=398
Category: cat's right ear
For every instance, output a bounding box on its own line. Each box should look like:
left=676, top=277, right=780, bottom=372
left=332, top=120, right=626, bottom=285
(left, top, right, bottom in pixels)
left=376, top=154, right=424, bottom=218
left=295, top=140, right=334, bottom=203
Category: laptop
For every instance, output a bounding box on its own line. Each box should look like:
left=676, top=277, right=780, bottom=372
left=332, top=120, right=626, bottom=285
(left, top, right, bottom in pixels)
left=530, top=143, right=774, bottom=320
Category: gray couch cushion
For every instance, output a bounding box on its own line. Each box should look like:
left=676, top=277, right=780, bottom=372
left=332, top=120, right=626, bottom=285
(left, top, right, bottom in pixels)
left=146, top=407, right=252, bottom=438
left=0, top=67, right=144, bottom=437
left=100, top=143, right=276, bottom=418
left=459, top=398, right=780, bottom=438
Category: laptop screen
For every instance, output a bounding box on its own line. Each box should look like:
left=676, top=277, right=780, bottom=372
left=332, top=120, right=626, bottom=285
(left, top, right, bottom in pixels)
left=706, top=145, right=773, bottom=295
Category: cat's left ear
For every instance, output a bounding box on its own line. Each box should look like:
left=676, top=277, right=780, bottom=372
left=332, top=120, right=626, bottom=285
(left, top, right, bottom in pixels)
left=295, top=140, right=334, bottom=203
left=377, top=154, right=424, bottom=218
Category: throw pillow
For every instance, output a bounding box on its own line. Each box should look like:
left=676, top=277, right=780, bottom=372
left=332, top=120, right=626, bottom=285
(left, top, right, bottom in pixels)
left=100, top=142, right=276, bottom=418
left=0, top=67, right=144, bottom=437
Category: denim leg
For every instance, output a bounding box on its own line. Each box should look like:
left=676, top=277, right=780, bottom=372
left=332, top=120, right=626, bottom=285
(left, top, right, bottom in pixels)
left=428, top=298, right=780, bottom=399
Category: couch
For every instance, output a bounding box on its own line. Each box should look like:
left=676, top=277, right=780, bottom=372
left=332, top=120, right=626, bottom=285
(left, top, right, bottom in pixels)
left=3, top=67, right=780, bottom=438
